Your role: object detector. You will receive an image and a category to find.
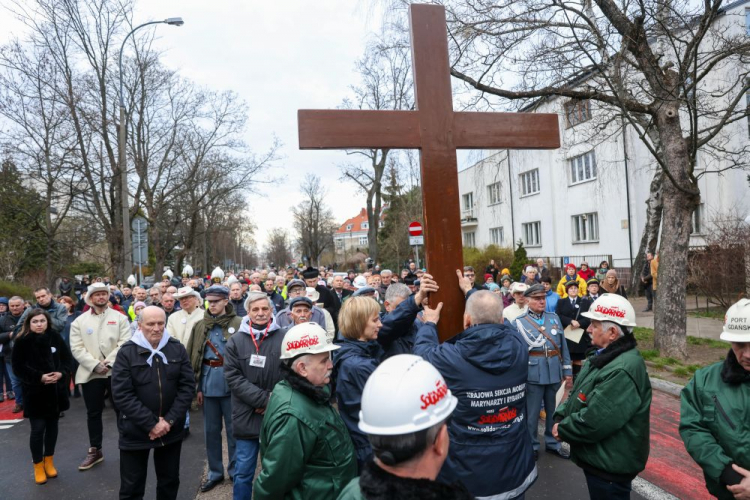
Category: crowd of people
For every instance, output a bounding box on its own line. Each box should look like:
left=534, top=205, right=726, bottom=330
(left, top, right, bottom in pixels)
left=0, top=256, right=747, bottom=500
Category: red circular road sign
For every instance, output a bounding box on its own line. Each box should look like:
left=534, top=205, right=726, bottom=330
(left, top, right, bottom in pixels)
left=408, top=221, right=423, bottom=236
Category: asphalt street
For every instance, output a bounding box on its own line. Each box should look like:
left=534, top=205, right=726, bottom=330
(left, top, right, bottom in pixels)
left=0, top=396, right=206, bottom=500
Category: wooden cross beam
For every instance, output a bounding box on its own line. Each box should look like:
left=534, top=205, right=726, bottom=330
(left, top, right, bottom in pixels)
left=298, top=4, right=560, bottom=341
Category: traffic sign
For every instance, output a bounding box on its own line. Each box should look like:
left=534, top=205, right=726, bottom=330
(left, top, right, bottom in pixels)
left=409, top=235, right=424, bottom=246
left=408, top=221, right=423, bottom=236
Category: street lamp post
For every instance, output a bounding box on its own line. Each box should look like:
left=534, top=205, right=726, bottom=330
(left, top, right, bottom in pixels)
left=118, top=17, right=184, bottom=280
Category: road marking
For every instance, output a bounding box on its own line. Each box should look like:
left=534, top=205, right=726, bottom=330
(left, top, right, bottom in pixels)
left=0, top=419, right=23, bottom=424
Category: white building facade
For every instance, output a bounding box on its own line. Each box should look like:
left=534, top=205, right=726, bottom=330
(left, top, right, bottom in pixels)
left=457, top=1, right=750, bottom=269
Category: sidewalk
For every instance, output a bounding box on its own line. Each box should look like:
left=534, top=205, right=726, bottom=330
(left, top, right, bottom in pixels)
left=631, top=296, right=724, bottom=340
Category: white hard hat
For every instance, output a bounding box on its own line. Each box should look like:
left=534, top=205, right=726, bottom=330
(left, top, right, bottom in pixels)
left=280, top=323, right=340, bottom=360
left=305, top=286, right=320, bottom=302
left=127, top=274, right=137, bottom=286
left=352, top=276, right=368, bottom=289
left=211, top=267, right=224, bottom=282
left=227, top=275, right=239, bottom=286
left=509, top=282, right=528, bottom=294
left=720, top=299, right=750, bottom=342
left=581, top=293, right=637, bottom=327
left=182, top=265, right=194, bottom=278
left=359, top=354, right=457, bottom=435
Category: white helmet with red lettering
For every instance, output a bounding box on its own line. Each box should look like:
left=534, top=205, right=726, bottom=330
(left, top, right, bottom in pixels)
left=279, top=322, right=339, bottom=360
left=581, top=293, right=637, bottom=327
left=359, top=354, right=457, bottom=435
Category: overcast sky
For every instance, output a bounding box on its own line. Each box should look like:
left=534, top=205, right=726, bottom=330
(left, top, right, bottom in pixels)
left=0, top=1, right=478, bottom=252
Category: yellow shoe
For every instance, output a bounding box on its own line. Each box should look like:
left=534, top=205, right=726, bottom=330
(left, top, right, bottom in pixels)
left=43, top=456, right=58, bottom=478
left=34, top=462, right=47, bottom=485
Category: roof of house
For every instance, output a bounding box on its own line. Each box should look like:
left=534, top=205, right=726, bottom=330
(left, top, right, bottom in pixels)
left=335, top=206, right=387, bottom=234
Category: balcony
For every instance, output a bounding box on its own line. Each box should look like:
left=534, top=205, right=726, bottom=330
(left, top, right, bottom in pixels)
left=461, top=208, right=478, bottom=227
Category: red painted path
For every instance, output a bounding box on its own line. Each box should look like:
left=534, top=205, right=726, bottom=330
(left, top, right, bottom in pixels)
left=641, top=390, right=712, bottom=500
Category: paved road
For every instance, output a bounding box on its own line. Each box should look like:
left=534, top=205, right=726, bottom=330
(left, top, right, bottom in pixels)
left=0, top=396, right=206, bottom=500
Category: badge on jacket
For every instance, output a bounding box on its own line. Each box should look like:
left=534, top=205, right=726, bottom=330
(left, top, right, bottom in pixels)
left=228, top=327, right=236, bottom=334
left=86, top=328, right=94, bottom=335
left=250, top=355, right=266, bottom=368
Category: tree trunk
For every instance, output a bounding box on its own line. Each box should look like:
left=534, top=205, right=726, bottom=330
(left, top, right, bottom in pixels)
left=652, top=112, right=700, bottom=360
left=630, top=170, right=663, bottom=293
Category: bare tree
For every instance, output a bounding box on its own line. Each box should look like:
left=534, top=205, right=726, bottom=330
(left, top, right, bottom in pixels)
left=378, top=0, right=750, bottom=358
left=340, top=30, right=414, bottom=263
left=264, top=228, right=293, bottom=268
left=292, top=174, right=338, bottom=267
left=0, top=39, right=83, bottom=287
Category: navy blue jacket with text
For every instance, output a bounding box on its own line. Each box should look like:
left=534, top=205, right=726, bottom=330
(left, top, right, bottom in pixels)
left=413, top=321, right=537, bottom=499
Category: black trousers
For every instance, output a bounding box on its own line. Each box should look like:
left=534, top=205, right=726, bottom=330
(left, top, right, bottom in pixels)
left=82, top=377, right=116, bottom=449
left=29, top=417, right=59, bottom=463
left=119, top=441, right=182, bottom=500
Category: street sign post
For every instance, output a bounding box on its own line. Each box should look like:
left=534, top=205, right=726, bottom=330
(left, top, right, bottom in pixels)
left=409, top=221, right=423, bottom=269
left=131, top=216, right=148, bottom=284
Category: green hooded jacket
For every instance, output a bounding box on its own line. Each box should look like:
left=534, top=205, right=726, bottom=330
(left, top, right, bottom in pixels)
left=554, top=334, right=651, bottom=481
left=185, top=303, right=242, bottom=384
left=680, top=351, right=750, bottom=500
left=254, top=372, right=357, bottom=500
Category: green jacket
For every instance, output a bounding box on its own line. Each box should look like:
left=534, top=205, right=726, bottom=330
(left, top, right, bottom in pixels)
left=680, top=352, right=750, bottom=500
left=185, top=304, right=242, bottom=384
left=254, top=374, right=357, bottom=500
left=554, top=335, right=651, bottom=480
left=337, top=479, right=363, bottom=500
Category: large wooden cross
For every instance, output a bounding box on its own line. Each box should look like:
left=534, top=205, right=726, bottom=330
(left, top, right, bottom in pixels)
left=298, top=4, right=560, bottom=341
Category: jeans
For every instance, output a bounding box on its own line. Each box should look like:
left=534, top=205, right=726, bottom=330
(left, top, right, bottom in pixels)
left=526, top=382, right=560, bottom=452
left=29, top=417, right=59, bottom=463
left=119, top=440, right=182, bottom=500
left=584, top=471, right=632, bottom=499
left=82, top=377, right=116, bottom=449
left=203, top=396, right=236, bottom=481
left=7, top=361, right=22, bottom=405
left=233, top=439, right=259, bottom=500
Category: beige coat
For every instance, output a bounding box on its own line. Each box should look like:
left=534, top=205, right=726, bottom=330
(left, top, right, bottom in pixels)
left=503, top=303, right=528, bottom=324
left=69, top=307, right=131, bottom=384
left=317, top=306, right=336, bottom=343
left=166, top=307, right=205, bottom=346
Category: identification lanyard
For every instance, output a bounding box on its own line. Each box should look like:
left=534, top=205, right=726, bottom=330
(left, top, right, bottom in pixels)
left=250, top=322, right=271, bottom=354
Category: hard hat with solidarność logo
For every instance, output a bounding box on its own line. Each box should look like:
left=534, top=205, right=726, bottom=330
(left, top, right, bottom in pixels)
left=358, top=354, right=458, bottom=435
left=581, top=293, right=637, bottom=327
left=279, top=322, right=339, bottom=360
left=720, top=299, right=750, bottom=343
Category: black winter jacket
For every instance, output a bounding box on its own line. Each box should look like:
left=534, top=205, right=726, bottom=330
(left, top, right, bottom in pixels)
left=111, top=337, right=194, bottom=450
left=555, top=296, right=592, bottom=357
left=11, top=329, right=73, bottom=419
left=223, top=317, right=288, bottom=439
left=0, top=312, right=23, bottom=360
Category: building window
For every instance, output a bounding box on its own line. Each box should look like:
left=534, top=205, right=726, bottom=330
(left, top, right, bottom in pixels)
left=359, top=236, right=368, bottom=246
left=361, top=222, right=369, bottom=229
left=569, top=151, right=597, bottom=184
left=565, top=99, right=591, bottom=127
left=462, top=192, right=474, bottom=210
left=463, top=231, right=476, bottom=247
left=487, top=182, right=502, bottom=205
left=379, top=220, right=384, bottom=228
left=572, top=213, right=599, bottom=243
left=522, top=221, right=541, bottom=247
left=335, top=239, right=344, bottom=249
left=490, top=227, right=504, bottom=245
left=520, top=169, right=540, bottom=196
left=346, top=224, right=352, bottom=231
left=691, top=204, right=704, bottom=234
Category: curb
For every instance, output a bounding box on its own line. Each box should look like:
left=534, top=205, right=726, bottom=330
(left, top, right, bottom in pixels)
left=649, top=376, right=684, bottom=397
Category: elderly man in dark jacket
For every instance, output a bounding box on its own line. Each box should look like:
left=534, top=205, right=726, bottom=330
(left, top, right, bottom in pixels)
left=414, top=286, right=536, bottom=500
left=111, top=306, right=194, bottom=500
left=223, top=291, right=288, bottom=500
